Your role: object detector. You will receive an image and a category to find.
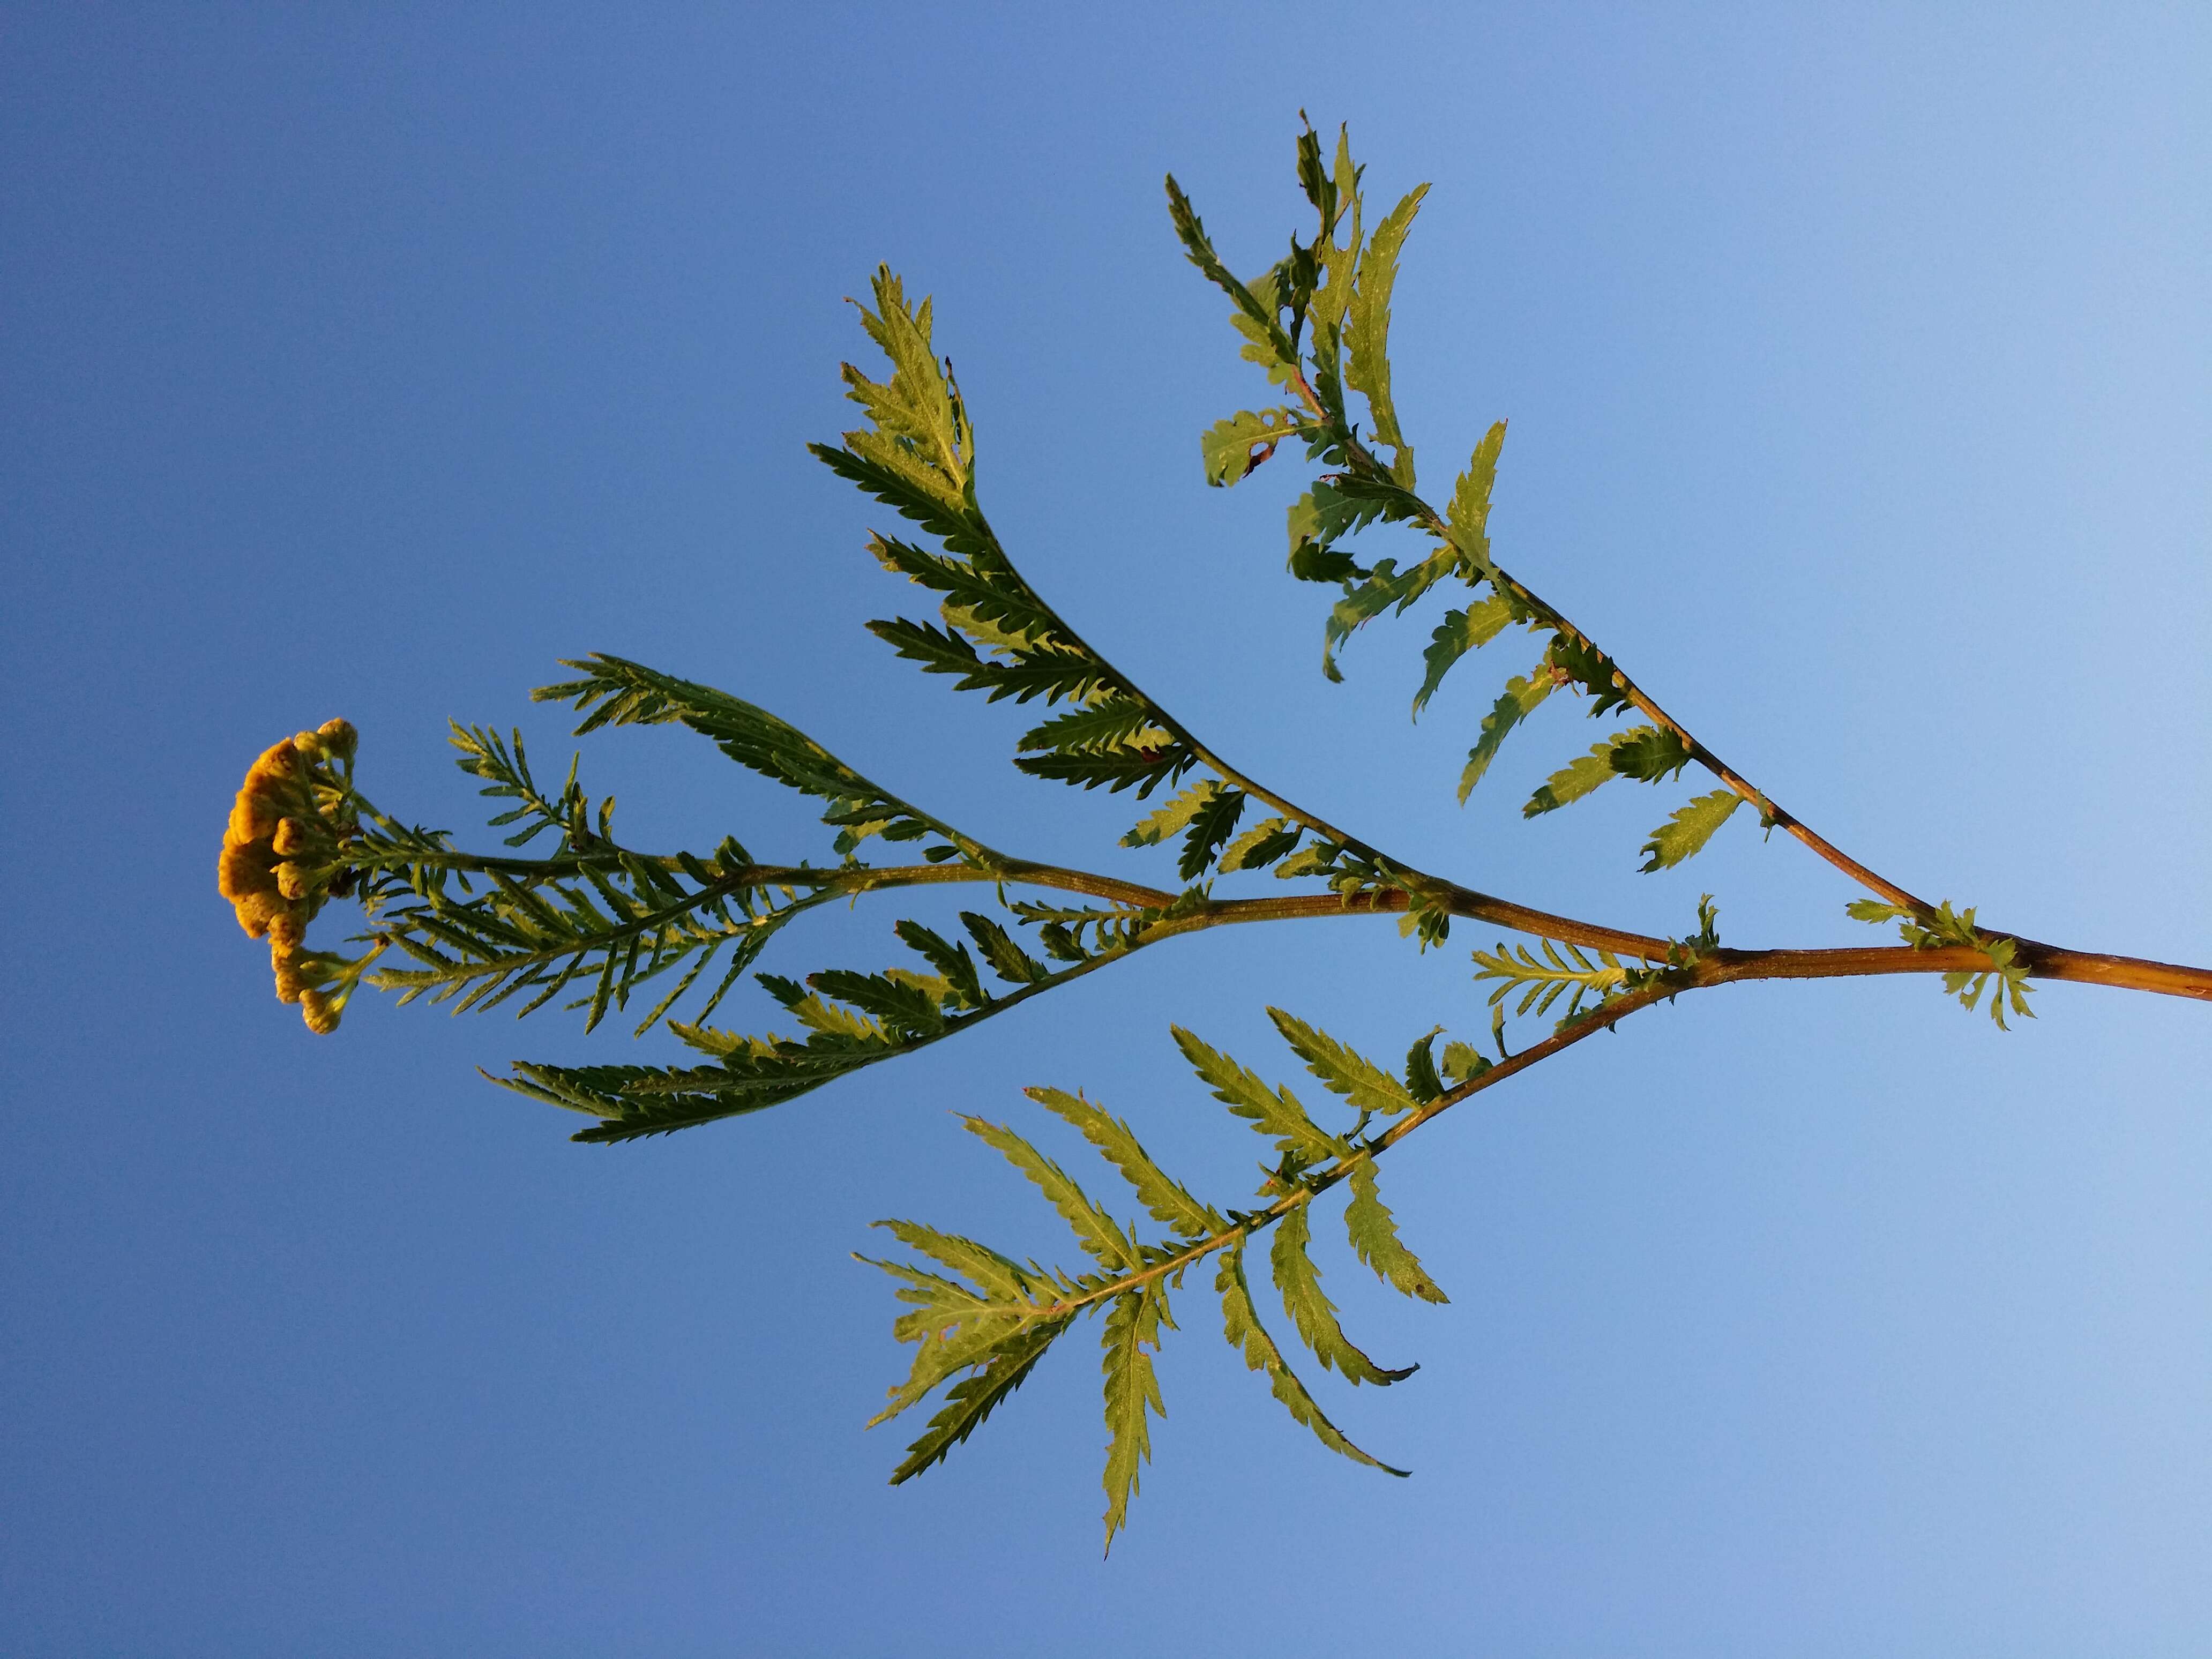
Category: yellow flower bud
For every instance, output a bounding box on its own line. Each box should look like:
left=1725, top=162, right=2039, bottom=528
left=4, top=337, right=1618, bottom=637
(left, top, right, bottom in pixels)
left=273, top=861, right=310, bottom=901
left=267, top=912, right=305, bottom=951
left=250, top=741, right=298, bottom=782
left=301, top=989, right=341, bottom=1034
left=273, top=955, right=305, bottom=1004
left=228, top=792, right=279, bottom=847
left=233, top=890, right=290, bottom=939
left=219, top=843, right=275, bottom=903
left=317, top=718, right=357, bottom=757
left=272, top=817, right=310, bottom=855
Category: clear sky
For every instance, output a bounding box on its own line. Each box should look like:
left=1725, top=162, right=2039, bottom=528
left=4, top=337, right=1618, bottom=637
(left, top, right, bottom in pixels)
left=5, top=4, right=2209, bottom=1653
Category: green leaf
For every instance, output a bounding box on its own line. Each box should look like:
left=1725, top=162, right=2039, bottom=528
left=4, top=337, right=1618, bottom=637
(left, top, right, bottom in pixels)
left=841, top=267, right=971, bottom=496
left=1025, top=1087, right=1224, bottom=1239
left=1216, top=1242, right=1408, bottom=1476
left=1845, top=899, right=2037, bottom=1031
left=893, top=920, right=989, bottom=1011
left=1458, top=664, right=1556, bottom=802
left=1288, top=541, right=1367, bottom=585
left=1164, top=175, right=1298, bottom=378
left=1439, top=1040, right=1491, bottom=1086
left=938, top=641, right=1117, bottom=707
left=1323, top=547, right=1461, bottom=678
left=499, top=1056, right=831, bottom=1143
left=1344, top=1159, right=1449, bottom=1305
left=1178, top=784, right=1246, bottom=882
left=807, top=968, right=947, bottom=1037
left=1202, top=407, right=1306, bottom=485
left=870, top=1217, right=1041, bottom=1306
left=1310, top=128, right=1363, bottom=334
left=940, top=600, right=1045, bottom=659
left=885, top=1319, right=1065, bottom=1484
left=1546, top=632, right=1633, bottom=719
left=1845, top=898, right=1914, bottom=927
left=1412, top=594, right=1518, bottom=718
left=1218, top=816, right=1302, bottom=873
left=1283, top=480, right=1380, bottom=579
left=865, top=1272, right=1036, bottom=1423
left=1014, top=746, right=1191, bottom=797
left=1402, top=1030, right=1444, bottom=1104
left=870, top=534, right=1063, bottom=645
left=1523, top=741, right=1619, bottom=817
left=963, top=1117, right=1140, bottom=1271
left=762, top=972, right=885, bottom=1041
left=1471, top=938, right=1629, bottom=1022
left=960, top=911, right=1049, bottom=986
left=1266, top=1008, right=1418, bottom=1116
left=1121, top=778, right=1223, bottom=848
left=866, top=615, right=987, bottom=683
left=1018, top=697, right=1170, bottom=756
left=1270, top=1202, right=1416, bottom=1386
left=1169, top=1026, right=1344, bottom=1165
left=534, top=654, right=965, bottom=856
left=1639, top=789, right=1744, bottom=872
left=1345, top=184, right=1429, bottom=479
left=1443, top=421, right=1508, bottom=581
left=1606, top=724, right=1694, bottom=783
left=1100, top=1282, right=1169, bottom=1554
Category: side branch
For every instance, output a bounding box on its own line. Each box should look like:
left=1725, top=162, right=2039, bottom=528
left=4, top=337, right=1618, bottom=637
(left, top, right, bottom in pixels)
left=1277, top=375, right=1938, bottom=918
left=1038, top=985, right=1677, bottom=1320
left=1710, top=940, right=2212, bottom=1004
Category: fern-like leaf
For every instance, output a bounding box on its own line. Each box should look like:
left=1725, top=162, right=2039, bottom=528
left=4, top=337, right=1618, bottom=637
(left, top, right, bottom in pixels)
left=1639, top=789, right=1743, bottom=872
left=1100, top=1282, right=1170, bottom=1553
left=1266, top=1008, right=1419, bottom=1116
left=1344, top=184, right=1429, bottom=477
left=1459, top=662, right=1556, bottom=801
left=1026, top=1087, right=1224, bottom=1240
left=963, top=1117, right=1141, bottom=1272
left=1217, top=1242, right=1408, bottom=1476
left=1170, top=1026, right=1346, bottom=1165
left=1270, top=1202, right=1416, bottom=1385
left=1344, top=1159, right=1448, bottom=1304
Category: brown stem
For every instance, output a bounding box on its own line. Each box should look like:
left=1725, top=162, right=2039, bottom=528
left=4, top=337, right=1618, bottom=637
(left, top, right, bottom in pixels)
left=1195, top=889, right=2212, bottom=1002
left=676, top=861, right=2212, bottom=1005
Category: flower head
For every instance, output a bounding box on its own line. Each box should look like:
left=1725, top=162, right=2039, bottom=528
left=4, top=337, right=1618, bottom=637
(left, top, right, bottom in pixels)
left=219, top=718, right=366, bottom=1032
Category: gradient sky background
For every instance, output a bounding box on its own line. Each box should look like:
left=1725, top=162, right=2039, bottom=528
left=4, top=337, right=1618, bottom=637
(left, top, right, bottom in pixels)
left=5, top=5, right=2209, bottom=1654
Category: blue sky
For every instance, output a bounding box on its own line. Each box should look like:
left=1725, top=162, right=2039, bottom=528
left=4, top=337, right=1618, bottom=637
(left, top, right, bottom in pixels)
left=5, top=5, right=2209, bottom=1653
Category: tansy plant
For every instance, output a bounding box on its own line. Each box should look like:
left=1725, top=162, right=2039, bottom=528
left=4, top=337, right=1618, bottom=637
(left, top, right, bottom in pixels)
left=220, top=124, right=2209, bottom=1553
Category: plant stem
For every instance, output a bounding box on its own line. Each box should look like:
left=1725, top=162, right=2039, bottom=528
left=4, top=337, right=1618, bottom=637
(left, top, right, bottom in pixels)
left=1037, top=983, right=1677, bottom=1318
left=1281, top=382, right=1939, bottom=916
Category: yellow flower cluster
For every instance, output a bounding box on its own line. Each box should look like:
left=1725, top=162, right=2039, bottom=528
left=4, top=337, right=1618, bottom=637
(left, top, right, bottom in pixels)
left=218, top=718, right=359, bottom=1033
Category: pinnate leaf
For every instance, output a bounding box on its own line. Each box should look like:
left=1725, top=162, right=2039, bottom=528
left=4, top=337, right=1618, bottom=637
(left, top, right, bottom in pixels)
left=1639, top=789, right=1743, bottom=872
left=1270, top=1202, right=1416, bottom=1385
left=1025, top=1087, right=1222, bottom=1239
left=1344, top=1159, right=1448, bottom=1304
left=1217, top=1242, right=1408, bottom=1476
